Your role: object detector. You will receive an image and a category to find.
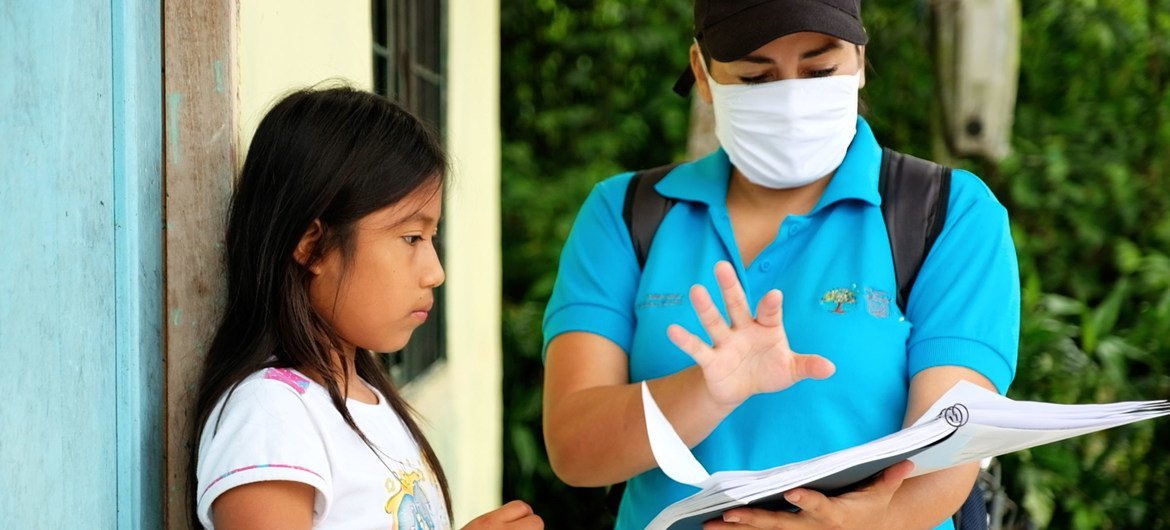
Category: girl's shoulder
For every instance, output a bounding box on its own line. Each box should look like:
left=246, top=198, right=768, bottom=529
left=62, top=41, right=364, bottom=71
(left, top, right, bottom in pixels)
left=211, top=367, right=324, bottom=422
left=196, top=368, right=335, bottom=527
left=251, top=366, right=316, bottom=395
left=228, top=367, right=316, bottom=400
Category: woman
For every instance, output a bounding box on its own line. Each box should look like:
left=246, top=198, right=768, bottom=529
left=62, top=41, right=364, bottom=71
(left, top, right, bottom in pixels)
left=541, top=1, right=1019, bottom=529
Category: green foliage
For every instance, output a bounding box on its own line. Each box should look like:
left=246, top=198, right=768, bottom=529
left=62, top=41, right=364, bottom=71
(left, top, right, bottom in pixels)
left=987, top=2, right=1170, bottom=528
left=500, top=1, right=692, bottom=527
left=501, top=0, right=1170, bottom=528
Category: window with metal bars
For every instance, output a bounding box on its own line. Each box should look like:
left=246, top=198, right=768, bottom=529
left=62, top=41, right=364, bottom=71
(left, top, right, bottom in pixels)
left=372, top=0, right=447, bottom=384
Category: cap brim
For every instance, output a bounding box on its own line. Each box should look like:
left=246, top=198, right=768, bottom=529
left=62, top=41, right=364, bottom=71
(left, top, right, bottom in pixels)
left=702, top=0, right=868, bottom=62
left=673, top=68, right=697, bottom=97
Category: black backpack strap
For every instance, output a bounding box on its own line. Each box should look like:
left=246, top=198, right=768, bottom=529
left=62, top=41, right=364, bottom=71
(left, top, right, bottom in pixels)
left=622, top=163, right=682, bottom=269
left=881, top=149, right=981, bottom=528
left=609, top=162, right=679, bottom=516
left=878, top=147, right=952, bottom=314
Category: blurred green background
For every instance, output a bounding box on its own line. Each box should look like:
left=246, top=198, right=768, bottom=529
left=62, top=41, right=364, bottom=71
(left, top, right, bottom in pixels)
left=500, top=0, right=1170, bottom=528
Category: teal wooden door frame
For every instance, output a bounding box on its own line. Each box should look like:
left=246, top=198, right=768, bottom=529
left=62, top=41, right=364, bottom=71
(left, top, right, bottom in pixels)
left=0, top=0, right=163, bottom=527
left=114, top=0, right=164, bottom=528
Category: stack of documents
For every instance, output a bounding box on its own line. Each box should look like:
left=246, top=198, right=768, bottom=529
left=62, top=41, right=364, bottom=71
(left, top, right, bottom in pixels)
left=642, top=381, right=1170, bottom=530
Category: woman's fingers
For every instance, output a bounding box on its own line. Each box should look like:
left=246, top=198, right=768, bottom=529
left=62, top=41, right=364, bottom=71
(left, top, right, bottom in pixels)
left=779, top=488, right=831, bottom=522
left=703, top=463, right=912, bottom=530
left=710, top=505, right=798, bottom=528
left=714, top=261, right=753, bottom=327
left=754, top=289, right=784, bottom=329
left=690, top=284, right=732, bottom=344
left=668, top=324, right=715, bottom=366
left=863, top=460, right=914, bottom=496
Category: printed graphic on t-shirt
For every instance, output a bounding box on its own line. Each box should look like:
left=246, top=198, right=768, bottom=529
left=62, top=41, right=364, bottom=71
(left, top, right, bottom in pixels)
left=385, top=467, right=443, bottom=530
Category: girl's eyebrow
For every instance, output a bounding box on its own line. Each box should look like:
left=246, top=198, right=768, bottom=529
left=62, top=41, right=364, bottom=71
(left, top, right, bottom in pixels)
left=381, top=210, right=439, bottom=231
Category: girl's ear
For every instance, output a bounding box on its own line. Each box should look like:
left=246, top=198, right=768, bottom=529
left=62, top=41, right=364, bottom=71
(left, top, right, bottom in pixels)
left=294, top=219, right=325, bottom=274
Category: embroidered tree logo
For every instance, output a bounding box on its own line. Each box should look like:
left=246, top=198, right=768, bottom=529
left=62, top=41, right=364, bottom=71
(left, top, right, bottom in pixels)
left=821, top=287, right=858, bottom=314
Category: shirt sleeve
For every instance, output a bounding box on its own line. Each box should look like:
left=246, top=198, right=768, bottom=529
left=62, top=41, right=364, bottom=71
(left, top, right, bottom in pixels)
left=542, top=173, right=643, bottom=357
left=196, top=379, right=333, bottom=527
left=905, top=169, right=1020, bottom=394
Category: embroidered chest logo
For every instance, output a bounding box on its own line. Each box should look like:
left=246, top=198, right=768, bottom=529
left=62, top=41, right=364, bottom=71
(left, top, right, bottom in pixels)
left=864, top=288, right=892, bottom=319
left=820, top=285, right=859, bottom=314
left=638, top=293, right=685, bottom=309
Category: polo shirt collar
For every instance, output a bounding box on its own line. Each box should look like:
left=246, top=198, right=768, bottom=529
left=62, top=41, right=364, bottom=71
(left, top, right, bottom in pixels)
left=654, top=116, right=883, bottom=212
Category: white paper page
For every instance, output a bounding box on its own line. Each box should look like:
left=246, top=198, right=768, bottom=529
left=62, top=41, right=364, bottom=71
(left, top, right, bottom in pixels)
left=913, top=380, right=1005, bottom=427
left=642, top=381, right=712, bottom=486
left=909, top=411, right=1169, bottom=476
left=913, top=381, right=1170, bottom=430
left=970, top=408, right=1168, bottom=430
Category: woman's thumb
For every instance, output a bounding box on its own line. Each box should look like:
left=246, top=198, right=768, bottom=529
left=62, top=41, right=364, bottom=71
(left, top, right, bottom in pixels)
left=792, top=354, right=836, bottom=381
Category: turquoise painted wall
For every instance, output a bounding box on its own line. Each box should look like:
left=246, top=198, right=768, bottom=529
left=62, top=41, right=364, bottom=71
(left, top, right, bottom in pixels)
left=0, top=1, right=163, bottom=527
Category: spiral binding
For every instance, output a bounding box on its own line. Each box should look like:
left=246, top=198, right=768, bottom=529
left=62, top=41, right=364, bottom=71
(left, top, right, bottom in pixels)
left=939, top=403, right=970, bottom=427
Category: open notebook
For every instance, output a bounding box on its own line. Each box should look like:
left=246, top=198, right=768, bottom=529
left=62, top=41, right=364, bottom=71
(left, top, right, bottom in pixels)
left=642, top=381, right=1170, bottom=530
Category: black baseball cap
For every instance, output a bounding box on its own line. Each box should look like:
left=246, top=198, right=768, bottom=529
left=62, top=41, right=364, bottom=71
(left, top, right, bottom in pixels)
left=674, top=0, right=868, bottom=95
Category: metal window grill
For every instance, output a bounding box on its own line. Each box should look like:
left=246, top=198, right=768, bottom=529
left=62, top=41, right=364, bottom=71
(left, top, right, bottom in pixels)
left=373, top=0, right=448, bottom=384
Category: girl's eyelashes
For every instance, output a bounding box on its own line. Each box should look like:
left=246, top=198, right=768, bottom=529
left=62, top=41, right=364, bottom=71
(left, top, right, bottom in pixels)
left=402, top=231, right=439, bottom=246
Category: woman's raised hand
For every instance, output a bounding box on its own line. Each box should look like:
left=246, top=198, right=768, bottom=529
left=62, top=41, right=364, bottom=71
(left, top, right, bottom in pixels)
left=667, top=261, right=836, bottom=408
left=461, top=500, right=543, bottom=530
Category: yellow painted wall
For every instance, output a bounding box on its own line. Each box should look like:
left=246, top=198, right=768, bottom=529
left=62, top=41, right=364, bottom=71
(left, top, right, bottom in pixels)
left=236, top=0, right=503, bottom=525
left=237, top=0, right=373, bottom=143
left=403, top=0, right=503, bottom=525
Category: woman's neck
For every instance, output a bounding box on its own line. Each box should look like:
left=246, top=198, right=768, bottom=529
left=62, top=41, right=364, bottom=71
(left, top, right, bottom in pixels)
left=724, top=167, right=837, bottom=267
left=725, top=167, right=833, bottom=216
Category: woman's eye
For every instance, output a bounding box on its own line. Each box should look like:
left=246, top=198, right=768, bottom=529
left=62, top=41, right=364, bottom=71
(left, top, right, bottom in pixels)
left=739, top=74, right=771, bottom=85
left=403, top=235, right=423, bottom=245
left=808, top=66, right=839, bottom=78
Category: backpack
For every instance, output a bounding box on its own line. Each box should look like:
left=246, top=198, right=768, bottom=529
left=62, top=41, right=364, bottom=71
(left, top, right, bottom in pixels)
left=622, top=147, right=950, bottom=309
left=616, top=148, right=995, bottom=530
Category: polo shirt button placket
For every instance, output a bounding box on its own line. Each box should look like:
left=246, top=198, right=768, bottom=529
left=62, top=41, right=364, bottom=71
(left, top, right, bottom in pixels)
left=759, top=260, right=772, bottom=273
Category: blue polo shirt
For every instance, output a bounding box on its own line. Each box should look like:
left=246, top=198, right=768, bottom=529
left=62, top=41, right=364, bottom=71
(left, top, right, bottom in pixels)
left=543, top=117, right=1019, bottom=530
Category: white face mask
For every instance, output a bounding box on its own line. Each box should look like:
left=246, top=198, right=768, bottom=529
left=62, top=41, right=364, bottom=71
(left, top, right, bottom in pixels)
left=701, top=59, right=861, bottom=189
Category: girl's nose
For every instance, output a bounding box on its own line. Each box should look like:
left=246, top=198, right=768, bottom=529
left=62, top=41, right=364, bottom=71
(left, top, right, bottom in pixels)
left=422, top=257, right=445, bottom=289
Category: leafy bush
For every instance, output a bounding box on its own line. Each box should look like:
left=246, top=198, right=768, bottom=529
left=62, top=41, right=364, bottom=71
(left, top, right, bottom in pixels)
left=501, top=1, right=1170, bottom=528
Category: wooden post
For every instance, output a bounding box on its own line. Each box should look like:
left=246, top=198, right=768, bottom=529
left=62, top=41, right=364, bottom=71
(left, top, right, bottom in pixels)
left=687, top=93, right=717, bottom=161
left=162, top=1, right=237, bottom=527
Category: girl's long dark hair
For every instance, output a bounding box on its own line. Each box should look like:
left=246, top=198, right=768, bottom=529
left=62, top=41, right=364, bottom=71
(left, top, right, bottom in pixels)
left=187, top=86, right=451, bottom=526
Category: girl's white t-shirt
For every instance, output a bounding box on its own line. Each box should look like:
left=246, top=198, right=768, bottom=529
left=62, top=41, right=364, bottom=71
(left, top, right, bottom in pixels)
left=196, top=367, right=450, bottom=530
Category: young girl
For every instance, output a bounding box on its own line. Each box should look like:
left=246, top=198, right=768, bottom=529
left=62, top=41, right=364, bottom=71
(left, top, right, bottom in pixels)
left=189, top=87, right=543, bottom=530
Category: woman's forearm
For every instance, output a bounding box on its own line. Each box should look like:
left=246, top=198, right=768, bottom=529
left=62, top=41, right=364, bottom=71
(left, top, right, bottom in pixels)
left=882, top=463, right=980, bottom=530
left=543, top=364, right=738, bottom=487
